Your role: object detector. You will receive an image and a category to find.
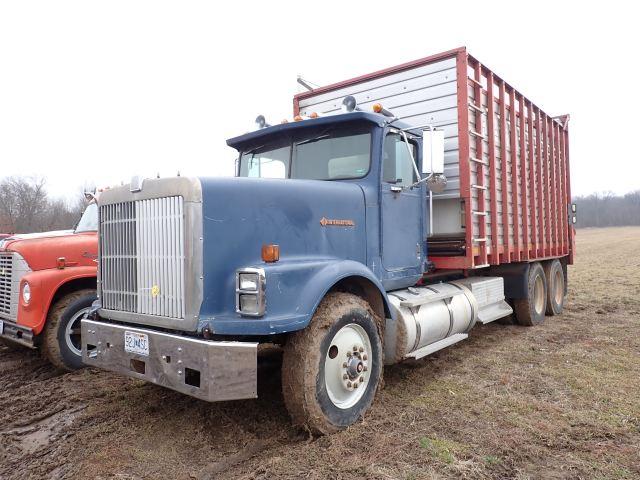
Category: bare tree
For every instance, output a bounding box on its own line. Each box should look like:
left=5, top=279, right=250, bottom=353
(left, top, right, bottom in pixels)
left=0, top=176, right=87, bottom=234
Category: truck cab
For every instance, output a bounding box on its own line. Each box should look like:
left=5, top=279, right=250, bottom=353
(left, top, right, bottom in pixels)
left=0, top=202, right=98, bottom=370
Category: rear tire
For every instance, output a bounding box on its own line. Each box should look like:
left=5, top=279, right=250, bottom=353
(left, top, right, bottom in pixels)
left=514, top=263, right=547, bottom=326
left=544, top=260, right=565, bottom=316
left=41, top=289, right=96, bottom=370
left=282, top=292, right=383, bottom=435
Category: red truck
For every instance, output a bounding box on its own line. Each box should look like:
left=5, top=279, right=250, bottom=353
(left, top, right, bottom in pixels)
left=0, top=202, right=98, bottom=370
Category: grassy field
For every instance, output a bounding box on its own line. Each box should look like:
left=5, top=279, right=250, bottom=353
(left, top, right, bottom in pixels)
left=1, top=227, right=638, bottom=479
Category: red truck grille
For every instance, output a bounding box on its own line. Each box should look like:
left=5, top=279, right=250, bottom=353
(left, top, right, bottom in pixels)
left=0, top=252, right=30, bottom=321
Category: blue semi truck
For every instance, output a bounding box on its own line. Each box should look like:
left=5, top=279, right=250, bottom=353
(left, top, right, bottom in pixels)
left=82, top=49, right=573, bottom=434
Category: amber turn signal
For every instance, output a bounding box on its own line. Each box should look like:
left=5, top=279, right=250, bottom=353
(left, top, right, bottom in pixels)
left=261, top=244, right=280, bottom=263
left=372, top=103, right=383, bottom=113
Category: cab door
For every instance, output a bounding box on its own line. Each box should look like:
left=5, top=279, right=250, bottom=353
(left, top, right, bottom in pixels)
left=380, top=131, right=423, bottom=273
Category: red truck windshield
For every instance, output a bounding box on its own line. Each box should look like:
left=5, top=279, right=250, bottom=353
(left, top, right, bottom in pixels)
left=239, top=131, right=371, bottom=180
left=75, top=203, right=98, bottom=233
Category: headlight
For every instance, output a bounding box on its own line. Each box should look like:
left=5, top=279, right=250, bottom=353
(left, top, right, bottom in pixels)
left=239, top=294, right=260, bottom=315
left=238, top=273, right=259, bottom=291
left=22, top=282, right=31, bottom=304
left=236, top=268, right=265, bottom=316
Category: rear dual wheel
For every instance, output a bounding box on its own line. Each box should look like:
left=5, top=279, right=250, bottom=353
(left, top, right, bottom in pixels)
left=544, top=259, right=565, bottom=316
left=514, top=260, right=565, bottom=326
left=282, top=292, right=383, bottom=435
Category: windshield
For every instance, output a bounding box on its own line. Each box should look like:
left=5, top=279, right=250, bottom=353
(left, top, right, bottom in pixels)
left=238, top=128, right=371, bottom=181
left=75, top=203, right=98, bottom=233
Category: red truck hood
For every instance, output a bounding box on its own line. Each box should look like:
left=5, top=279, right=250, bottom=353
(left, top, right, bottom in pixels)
left=0, top=230, right=98, bottom=271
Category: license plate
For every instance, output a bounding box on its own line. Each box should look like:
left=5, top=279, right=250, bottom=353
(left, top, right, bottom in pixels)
left=0, top=320, right=3, bottom=335
left=124, top=331, right=149, bottom=356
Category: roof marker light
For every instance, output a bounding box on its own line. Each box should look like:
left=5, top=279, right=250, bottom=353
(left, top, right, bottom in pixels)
left=294, top=115, right=304, bottom=122
left=372, top=103, right=395, bottom=117
left=309, top=112, right=319, bottom=119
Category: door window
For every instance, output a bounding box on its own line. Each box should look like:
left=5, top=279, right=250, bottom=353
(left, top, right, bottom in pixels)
left=382, top=133, right=417, bottom=187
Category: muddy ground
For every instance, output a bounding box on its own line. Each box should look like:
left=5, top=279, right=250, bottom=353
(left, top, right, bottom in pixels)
left=1, top=227, right=639, bottom=480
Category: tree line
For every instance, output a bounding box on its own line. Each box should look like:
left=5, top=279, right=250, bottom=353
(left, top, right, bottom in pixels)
left=0, top=177, right=86, bottom=234
left=573, top=191, right=640, bottom=228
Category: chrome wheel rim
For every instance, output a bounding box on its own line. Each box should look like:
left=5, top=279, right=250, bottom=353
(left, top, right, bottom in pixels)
left=65, top=307, right=90, bottom=356
left=324, top=323, right=372, bottom=409
left=534, top=275, right=545, bottom=315
left=554, top=269, right=564, bottom=305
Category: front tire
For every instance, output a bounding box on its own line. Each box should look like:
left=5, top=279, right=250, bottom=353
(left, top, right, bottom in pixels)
left=282, top=292, right=383, bottom=435
left=41, top=289, right=96, bottom=370
left=514, top=262, right=547, bottom=326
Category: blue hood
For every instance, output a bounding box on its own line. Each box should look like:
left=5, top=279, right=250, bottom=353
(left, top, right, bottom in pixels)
left=198, top=177, right=366, bottom=329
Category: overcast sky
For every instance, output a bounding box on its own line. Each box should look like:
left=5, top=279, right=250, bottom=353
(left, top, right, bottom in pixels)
left=0, top=1, right=637, bottom=200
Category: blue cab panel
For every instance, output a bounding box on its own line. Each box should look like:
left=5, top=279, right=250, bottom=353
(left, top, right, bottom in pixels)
left=198, top=113, right=427, bottom=335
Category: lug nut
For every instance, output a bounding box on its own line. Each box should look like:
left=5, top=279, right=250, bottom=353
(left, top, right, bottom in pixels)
left=347, top=381, right=352, bottom=388
left=353, top=383, right=359, bottom=389
left=347, top=352, right=352, bottom=357
left=353, top=346, right=358, bottom=352
left=362, top=354, right=368, bottom=361
left=359, top=347, right=364, bottom=352
left=360, top=377, right=364, bottom=383
left=363, top=366, right=368, bottom=372
left=342, top=362, right=348, bottom=368
left=343, top=374, right=348, bottom=380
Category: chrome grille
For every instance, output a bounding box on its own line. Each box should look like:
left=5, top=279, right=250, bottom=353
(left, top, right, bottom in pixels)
left=0, top=253, right=13, bottom=317
left=0, top=252, right=31, bottom=321
left=100, top=196, right=185, bottom=319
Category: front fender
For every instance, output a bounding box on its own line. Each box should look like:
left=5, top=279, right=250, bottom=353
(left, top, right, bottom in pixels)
left=17, top=266, right=97, bottom=334
left=200, top=259, right=390, bottom=336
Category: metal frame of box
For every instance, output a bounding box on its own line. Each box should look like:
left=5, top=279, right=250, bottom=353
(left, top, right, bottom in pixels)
left=293, top=47, right=574, bottom=271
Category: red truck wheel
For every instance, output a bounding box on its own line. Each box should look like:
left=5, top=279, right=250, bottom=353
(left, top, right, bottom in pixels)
left=282, top=292, right=383, bottom=435
left=514, top=263, right=547, bottom=326
left=41, top=289, right=96, bottom=370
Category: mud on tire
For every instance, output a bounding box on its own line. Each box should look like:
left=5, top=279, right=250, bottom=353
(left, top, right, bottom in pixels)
left=41, top=289, right=96, bottom=371
left=281, top=292, right=383, bottom=435
left=514, top=262, right=547, bottom=327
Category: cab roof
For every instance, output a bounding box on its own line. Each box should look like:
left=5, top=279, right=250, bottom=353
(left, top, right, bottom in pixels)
left=226, top=111, right=416, bottom=150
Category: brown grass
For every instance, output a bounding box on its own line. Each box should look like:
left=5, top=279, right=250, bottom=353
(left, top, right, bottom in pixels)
left=1, top=227, right=638, bottom=479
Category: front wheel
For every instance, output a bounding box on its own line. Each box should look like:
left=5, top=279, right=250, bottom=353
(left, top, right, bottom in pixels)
left=282, top=292, right=383, bottom=435
left=41, top=289, right=96, bottom=370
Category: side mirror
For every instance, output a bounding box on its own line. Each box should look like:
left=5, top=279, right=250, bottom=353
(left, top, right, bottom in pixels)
left=422, top=129, right=445, bottom=175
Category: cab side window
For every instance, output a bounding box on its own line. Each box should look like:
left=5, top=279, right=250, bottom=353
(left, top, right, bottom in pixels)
left=382, top=133, right=417, bottom=187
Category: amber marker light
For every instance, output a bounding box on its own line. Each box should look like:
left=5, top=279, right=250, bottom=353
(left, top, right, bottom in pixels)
left=262, top=244, right=280, bottom=263
left=309, top=112, right=319, bottom=118
left=293, top=115, right=303, bottom=122
left=372, top=103, right=383, bottom=113
left=281, top=119, right=289, bottom=124
left=56, top=257, right=66, bottom=269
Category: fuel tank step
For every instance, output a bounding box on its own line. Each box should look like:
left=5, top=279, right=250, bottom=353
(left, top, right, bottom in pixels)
left=405, top=333, right=468, bottom=360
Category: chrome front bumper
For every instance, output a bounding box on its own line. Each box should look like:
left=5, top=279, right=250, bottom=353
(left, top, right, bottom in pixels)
left=0, top=319, right=35, bottom=348
left=81, top=319, right=257, bottom=402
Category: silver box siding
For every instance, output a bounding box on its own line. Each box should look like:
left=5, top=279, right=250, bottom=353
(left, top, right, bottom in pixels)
left=297, top=56, right=460, bottom=200
left=98, top=177, right=203, bottom=332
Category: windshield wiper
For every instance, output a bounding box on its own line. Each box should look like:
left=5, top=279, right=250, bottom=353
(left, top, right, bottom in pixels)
left=295, top=134, right=330, bottom=146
